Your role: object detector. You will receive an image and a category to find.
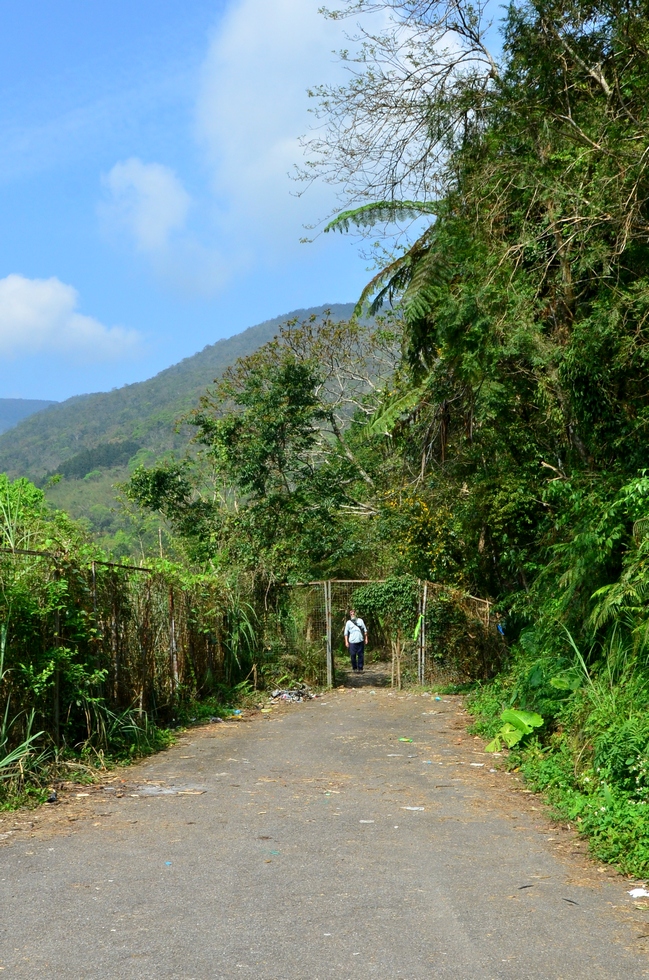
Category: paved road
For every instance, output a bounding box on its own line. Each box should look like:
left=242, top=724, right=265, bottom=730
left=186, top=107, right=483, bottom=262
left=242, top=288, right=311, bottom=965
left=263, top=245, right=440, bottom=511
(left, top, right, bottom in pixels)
left=1, top=688, right=649, bottom=979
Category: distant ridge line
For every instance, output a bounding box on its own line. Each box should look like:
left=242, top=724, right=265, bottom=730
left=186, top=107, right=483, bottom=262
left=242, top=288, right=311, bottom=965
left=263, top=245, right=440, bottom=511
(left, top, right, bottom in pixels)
left=0, top=302, right=357, bottom=481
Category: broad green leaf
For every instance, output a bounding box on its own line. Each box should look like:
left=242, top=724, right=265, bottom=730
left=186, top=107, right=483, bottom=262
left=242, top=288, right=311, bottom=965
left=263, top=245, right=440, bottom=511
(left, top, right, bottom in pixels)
left=485, top=736, right=502, bottom=753
left=500, top=709, right=544, bottom=733
left=549, top=671, right=582, bottom=692
left=500, top=723, right=525, bottom=747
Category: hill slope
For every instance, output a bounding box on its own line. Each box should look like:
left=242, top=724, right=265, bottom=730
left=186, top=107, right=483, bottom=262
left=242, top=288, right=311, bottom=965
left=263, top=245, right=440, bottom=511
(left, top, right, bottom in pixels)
left=0, top=304, right=355, bottom=480
left=0, top=398, right=58, bottom=435
left=0, top=304, right=355, bottom=550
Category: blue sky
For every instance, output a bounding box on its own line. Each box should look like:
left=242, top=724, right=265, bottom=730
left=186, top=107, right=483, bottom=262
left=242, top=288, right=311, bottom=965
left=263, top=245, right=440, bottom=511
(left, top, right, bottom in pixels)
left=0, top=1, right=373, bottom=401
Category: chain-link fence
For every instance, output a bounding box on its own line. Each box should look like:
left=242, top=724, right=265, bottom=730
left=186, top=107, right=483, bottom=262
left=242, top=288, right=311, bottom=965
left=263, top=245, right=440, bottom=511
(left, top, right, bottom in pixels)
left=266, top=579, right=501, bottom=687
left=0, top=547, right=230, bottom=747
left=1, top=551, right=502, bottom=754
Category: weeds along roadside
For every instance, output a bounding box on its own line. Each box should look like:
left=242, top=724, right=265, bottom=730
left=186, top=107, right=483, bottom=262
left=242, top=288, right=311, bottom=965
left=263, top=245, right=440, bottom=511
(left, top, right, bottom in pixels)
left=0, top=676, right=270, bottom=812
left=0, top=474, right=288, bottom=811
left=468, top=630, right=649, bottom=878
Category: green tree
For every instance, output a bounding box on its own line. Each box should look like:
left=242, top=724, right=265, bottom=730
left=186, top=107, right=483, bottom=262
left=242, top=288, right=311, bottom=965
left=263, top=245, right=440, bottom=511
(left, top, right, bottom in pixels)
left=125, top=314, right=401, bottom=580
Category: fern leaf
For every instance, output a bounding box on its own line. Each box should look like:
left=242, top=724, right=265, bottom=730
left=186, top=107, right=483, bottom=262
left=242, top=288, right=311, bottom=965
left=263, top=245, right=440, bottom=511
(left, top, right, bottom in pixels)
left=353, top=227, right=436, bottom=316
left=325, top=200, right=436, bottom=234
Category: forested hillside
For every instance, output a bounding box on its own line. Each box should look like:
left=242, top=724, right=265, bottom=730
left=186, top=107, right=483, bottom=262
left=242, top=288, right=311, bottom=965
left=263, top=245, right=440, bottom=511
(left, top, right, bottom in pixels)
left=0, top=398, right=57, bottom=434
left=0, top=304, right=354, bottom=548
left=0, top=304, right=355, bottom=480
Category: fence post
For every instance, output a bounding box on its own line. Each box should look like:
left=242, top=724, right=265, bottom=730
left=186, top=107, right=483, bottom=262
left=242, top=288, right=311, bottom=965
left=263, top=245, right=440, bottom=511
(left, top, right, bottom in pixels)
left=325, top=580, right=333, bottom=688
left=53, top=566, right=61, bottom=748
left=419, top=581, right=428, bottom=685
left=111, top=579, right=119, bottom=703
left=169, top=586, right=179, bottom=698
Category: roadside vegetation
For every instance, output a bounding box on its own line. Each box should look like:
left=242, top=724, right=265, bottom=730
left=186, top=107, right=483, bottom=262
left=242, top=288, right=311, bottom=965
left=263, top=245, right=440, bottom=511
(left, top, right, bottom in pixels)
left=295, top=0, right=649, bottom=876
left=4, top=0, right=649, bottom=875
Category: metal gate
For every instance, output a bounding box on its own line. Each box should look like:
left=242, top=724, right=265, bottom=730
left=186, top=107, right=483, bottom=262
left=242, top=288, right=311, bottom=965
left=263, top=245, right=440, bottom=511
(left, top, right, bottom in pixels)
left=278, top=579, right=492, bottom=688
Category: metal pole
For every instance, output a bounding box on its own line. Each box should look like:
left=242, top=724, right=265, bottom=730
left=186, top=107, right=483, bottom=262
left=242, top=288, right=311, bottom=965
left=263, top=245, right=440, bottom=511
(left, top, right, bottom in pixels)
left=420, top=581, right=428, bottom=685
left=325, top=580, right=333, bottom=688
left=169, top=586, right=178, bottom=697
left=417, top=581, right=422, bottom=684
left=53, top=567, right=60, bottom=748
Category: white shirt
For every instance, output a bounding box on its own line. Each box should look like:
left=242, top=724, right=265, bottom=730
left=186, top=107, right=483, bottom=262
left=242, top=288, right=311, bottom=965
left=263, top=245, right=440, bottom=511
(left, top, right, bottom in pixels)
left=344, top=617, right=367, bottom=644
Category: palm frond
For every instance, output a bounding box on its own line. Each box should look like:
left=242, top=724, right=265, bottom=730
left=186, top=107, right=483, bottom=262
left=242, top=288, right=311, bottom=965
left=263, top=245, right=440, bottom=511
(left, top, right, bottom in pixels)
left=360, top=386, right=427, bottom=439
left=354, top=227, right=436, bottom=316
left=325, top=201, right=436, bottom=234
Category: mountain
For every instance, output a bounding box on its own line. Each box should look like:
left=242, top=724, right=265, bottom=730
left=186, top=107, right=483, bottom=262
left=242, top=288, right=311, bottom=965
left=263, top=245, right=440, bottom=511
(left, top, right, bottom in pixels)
left=0, top=304, right=356, bottom=550
left=0, top=398, right=58, bottom=435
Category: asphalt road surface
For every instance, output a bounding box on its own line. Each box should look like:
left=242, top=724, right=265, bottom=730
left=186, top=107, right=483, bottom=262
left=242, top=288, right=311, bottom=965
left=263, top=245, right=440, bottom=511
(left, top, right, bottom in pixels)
left=2, top=686, right=649, bottom=979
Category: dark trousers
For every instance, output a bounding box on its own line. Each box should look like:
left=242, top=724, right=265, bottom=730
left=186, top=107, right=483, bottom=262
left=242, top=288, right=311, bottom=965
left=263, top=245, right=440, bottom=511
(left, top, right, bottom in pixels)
left=349, top=641, right=365, bottom=671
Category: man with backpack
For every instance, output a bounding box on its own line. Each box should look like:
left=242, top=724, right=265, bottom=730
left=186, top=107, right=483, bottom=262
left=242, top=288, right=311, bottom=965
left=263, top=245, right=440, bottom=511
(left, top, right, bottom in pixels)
left=344, top=607, right=368, bottom=672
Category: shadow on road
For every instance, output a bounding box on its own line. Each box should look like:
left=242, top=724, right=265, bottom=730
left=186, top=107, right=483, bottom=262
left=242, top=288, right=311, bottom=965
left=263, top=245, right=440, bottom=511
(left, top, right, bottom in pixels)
left=337, top=661, right=392, bottom=687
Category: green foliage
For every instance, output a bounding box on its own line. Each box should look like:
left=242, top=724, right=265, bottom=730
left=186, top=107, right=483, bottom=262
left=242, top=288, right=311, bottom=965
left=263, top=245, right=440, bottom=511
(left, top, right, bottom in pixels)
left=0, top=305, right=357, bottom=548
left=47, top=441, right=141, bottom=481
left=470, top=628, right=649, bottom=874
left=125, top=312, right=398, bottom=581
left=0, top=475, right=276, bottom=807
left=351, top=576, right=420, bottom=633
left=485, top=709, right=544, bottom=752
left=324, top=201, right=436, bottom=234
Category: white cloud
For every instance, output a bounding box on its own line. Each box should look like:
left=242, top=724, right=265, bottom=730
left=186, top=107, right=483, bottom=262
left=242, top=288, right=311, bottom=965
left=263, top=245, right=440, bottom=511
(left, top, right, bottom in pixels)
left=100, top=157, right=228, bottom=294
left=100, top=2, right=373, bottom=292
left=102, top=157, right=191, bottom=252
left=195, top=0, right=350, bottom=248
left=0, top=274, right=140, bottom=361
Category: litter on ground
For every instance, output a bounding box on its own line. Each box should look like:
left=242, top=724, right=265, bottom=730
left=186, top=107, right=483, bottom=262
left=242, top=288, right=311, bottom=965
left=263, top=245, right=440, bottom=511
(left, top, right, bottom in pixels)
left=269, top=684, right=317, bottom=704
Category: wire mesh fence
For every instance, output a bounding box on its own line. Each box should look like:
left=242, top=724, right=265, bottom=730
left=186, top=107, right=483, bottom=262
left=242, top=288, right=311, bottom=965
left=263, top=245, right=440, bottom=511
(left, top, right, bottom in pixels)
left=0, top=548, right=229, bottom=748
left=1, top=548, right=502, bottom=757
left=268, top=579, right=501, bottom=687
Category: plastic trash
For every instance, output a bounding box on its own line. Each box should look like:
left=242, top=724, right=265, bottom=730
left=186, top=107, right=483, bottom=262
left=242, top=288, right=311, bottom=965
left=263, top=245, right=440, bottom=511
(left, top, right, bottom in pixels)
left=402, top=806, right=425, bottom=811
left=629, top=888, right=649, bottom=898
left=399, top=738, right=413, bottom=742
left=45, top=790, right=58, bottom=804
left=269, top=683, right=316, bottom=704
left=434, top=696, right=442, bottom=701
left=359, top=820, right=375, bottom=823
left=165, top=861, right=172, bottom=866
left=470, top=763, right=485, bottom=767
left=233, top=709, right=242, bottom=715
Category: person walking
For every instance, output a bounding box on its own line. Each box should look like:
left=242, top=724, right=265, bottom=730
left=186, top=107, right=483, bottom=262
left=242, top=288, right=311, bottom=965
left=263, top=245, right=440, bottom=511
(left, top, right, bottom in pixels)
left=344, top=607, right=368, bottom=672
